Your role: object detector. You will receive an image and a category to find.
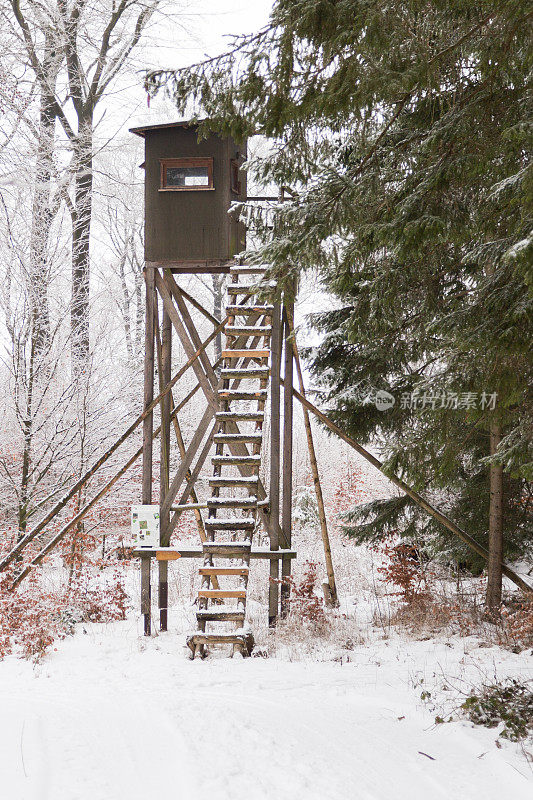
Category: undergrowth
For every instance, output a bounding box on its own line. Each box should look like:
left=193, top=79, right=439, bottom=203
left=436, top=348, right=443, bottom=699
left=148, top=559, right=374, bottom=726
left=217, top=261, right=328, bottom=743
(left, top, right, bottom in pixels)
left=371, top=537, right=533, bottom=651
left=0, top=564, right=128, bottom=663
left=460, top=680, right=533, bottom=742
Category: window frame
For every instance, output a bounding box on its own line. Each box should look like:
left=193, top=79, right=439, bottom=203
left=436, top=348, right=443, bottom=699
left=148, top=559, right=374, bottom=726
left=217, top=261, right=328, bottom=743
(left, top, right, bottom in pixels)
left=159, top=157, right=214, bottom=191
left=230, top=159, right=242, bottom=195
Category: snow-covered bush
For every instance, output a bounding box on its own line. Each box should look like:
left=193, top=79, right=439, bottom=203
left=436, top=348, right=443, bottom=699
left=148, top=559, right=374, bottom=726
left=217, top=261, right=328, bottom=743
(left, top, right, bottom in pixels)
left=461, top=680, right=533, bottom=742
left=292, top=486, right=319, bottom=529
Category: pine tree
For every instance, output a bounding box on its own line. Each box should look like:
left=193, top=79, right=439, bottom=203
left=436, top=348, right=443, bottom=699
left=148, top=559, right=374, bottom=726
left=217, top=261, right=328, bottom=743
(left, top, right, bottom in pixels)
left=148, top=1, right=533, bottom=606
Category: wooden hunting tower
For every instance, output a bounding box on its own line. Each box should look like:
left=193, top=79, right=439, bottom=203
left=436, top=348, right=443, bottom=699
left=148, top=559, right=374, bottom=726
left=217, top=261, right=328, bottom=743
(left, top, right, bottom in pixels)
left=130, top=121, right=247, bottom=271
left=128, top=119, right=309, bottom=658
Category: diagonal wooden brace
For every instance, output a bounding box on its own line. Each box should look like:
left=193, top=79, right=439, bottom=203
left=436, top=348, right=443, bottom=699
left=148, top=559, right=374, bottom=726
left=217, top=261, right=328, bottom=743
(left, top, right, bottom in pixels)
left=157, top=269, right=286, bottom=547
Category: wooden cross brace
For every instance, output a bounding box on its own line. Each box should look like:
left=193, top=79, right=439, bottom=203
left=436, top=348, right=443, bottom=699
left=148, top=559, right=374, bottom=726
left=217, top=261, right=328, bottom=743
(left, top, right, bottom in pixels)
left=153, top=269, right=286, bottom=548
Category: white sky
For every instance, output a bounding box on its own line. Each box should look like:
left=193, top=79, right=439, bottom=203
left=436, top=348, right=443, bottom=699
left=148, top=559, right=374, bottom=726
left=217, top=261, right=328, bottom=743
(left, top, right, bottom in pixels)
left=104, top=0, right=274, bottom=134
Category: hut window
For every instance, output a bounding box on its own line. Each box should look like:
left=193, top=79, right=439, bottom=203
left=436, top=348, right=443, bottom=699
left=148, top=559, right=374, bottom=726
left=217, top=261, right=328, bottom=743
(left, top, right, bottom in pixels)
left=160, top=158, right=213, bottom=191
left=230, top=160, right=241, bottom=194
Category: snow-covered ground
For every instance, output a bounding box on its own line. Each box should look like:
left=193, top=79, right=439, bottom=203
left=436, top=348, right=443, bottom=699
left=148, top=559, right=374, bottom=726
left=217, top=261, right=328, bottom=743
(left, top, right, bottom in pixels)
left=1, top=605, right=531, bottom=800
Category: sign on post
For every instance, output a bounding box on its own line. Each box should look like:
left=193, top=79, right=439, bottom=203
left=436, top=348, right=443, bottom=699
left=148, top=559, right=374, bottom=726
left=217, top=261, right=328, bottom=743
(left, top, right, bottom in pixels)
left=131, top=505, right=160, bottom=548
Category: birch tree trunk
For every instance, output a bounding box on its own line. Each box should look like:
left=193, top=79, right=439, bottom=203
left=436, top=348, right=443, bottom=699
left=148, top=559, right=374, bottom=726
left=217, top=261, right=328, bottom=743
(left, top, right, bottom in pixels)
left=71, top=115, right=93, bottom=370
left=28, top=32, right=62, bottom=356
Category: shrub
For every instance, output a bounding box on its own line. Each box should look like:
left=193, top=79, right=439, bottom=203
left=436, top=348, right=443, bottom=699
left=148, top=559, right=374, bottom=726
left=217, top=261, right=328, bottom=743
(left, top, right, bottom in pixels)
left=461, top=680, right=533, bottom=742
left=276, top=561, right=327, bottom=630
left=0, top=564, right=128, bottom=662
left=500, top=594, right=533, bottom=650
left=376, top=539, right=430, bottom=602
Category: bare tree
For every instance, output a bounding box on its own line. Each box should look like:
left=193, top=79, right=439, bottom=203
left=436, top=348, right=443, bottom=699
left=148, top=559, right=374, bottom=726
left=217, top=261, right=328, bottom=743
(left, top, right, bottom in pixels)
left=8, top=0, right=166, bottom=369
left=100, top=149, right=145, bottom=365
left=0, top=260, right=80, bottom=539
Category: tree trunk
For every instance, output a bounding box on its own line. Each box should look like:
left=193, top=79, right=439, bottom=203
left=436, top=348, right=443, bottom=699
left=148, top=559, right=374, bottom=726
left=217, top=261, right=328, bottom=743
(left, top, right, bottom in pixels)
left=17, top=338, right=36, bottom=541
left=486, top=421, right=504, bottom=611
left=71, top=115, right=93, bottom=370
left=28, top=32, right=60, bottom=356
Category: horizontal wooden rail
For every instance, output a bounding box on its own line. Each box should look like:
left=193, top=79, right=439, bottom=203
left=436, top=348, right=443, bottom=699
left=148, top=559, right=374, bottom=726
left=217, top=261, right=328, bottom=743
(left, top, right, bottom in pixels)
left=131, top=547, right=297, bottom=560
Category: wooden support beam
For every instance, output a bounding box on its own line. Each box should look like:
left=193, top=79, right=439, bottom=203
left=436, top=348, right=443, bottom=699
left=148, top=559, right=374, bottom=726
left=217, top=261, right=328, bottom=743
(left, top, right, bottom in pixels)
left=142, top=267, right=155, bottom=505
left=141, top=556, right=151, bottom=636
left=166, top=272, right=218, bottom=390
left=176, top=284, right=221, bottom=326
left=133, top=548, right=297, bottom=560
left=155, top=269, right=218, bottom=412
left=286, top=311, right=339, bottom=608
left=1, top=322, right=226, bottom=577
left=269, top=302, right=282, bottom=625
left=161, top=404, right=215, bottom=521
left=159, top=304, right=172, bottom=536
left=282, top=381, right=533, bottom=595
left=142, top=267, right=155, bottom=635
left=281, top=300, right=294, bottom=617
left=155, top=300, right=172, bottom=631
left=166, top=420, right=220, bottom=539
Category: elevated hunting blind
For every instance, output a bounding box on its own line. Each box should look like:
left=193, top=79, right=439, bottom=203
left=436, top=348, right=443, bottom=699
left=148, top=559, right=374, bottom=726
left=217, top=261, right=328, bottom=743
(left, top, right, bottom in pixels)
left=130, top=121, right=247, bottom=271
left=125, top=119, right=313, bottom=658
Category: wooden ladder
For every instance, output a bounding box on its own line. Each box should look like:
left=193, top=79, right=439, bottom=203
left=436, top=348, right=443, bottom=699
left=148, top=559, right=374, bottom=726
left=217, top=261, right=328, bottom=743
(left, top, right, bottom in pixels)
left=187, top=265, right=272, bottom=658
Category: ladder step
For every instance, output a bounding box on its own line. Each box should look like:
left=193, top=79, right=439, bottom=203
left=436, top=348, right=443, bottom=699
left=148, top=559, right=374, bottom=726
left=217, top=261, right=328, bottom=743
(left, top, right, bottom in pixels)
left=225, top=305, right=274, bottom=315
left=218, top=390, right=267, bottom=401
left=227, top=285, right=259, bottom=295
left=211, top=455, right=261, bottom=465
left=203, top=542, right=251, bottom=556
left=171, top=502, right=207, bottom=511
left=188, top=633, right=251, bottom=646
left=204, top=518, right=255, bottom=530
left=215, top=411, right=264, bottom=422
left=198, top=589, right=246, bottom=599
left=214, top=433, right=262, bottom=444
left=221, top=350, right=270, bottom=359
left=196, top=610, right=245, bottom=622
left=220, top=367, right=269, bottom=379
left=225, top=326, right=272, bottom=336
left=199, top=567, right=249, bottom=576
left=229, top=266, right=266, bottom=274
left=208, top=477, right=258, bottom=488
left=207, top=498, right=257, bottom=508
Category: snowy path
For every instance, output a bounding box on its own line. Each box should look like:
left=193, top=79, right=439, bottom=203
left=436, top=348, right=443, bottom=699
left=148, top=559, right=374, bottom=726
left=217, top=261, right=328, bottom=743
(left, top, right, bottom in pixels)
left=1, top=617, right=531, bottom=800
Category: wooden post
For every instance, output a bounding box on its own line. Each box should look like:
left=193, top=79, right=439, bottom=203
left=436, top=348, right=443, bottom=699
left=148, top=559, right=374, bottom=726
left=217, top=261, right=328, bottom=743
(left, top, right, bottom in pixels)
left=141, top=267, right=155, bottom=635
left=269, top=302, right=282, bottom=625
left=286, top=309, right=339, bottom=608
left=3, top=324, right=226, bottom=581
left=159, top=303, right=172, bottom=630
left=281, top=298, right=294, bottom=617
